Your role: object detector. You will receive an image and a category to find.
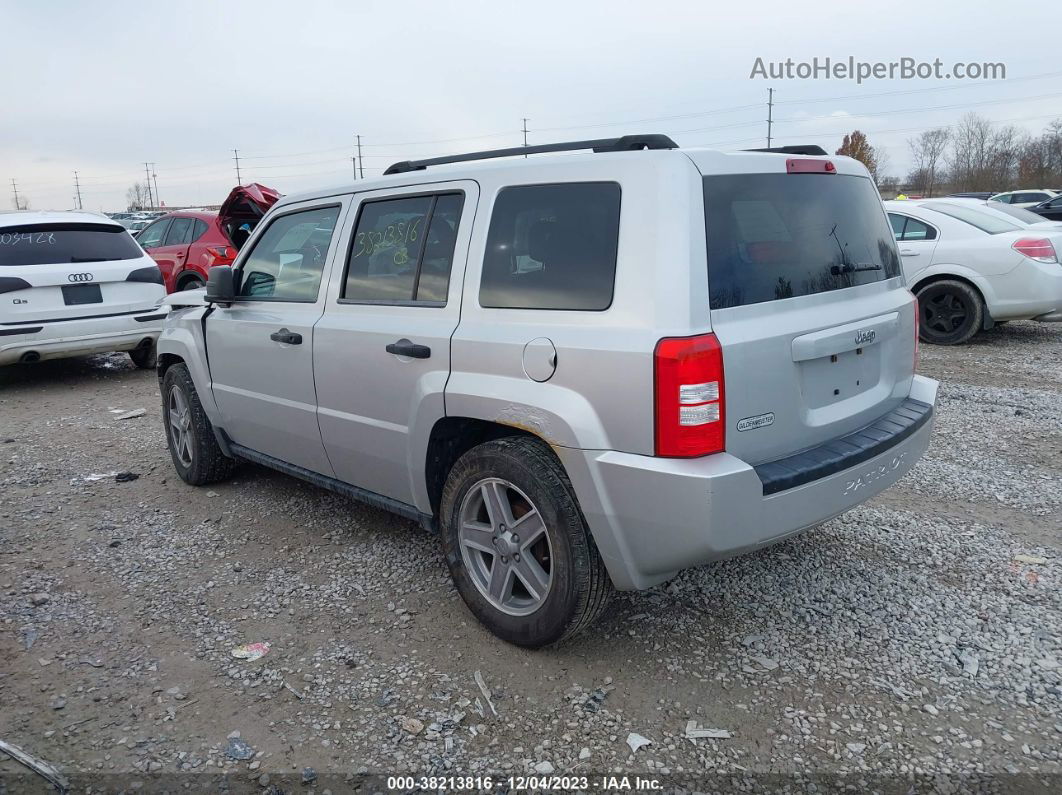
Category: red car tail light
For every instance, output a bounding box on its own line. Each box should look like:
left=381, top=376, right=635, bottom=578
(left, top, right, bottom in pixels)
left=1012, top=238, right=1058, bottom=264
left=654, top=333, right=725, bottom=457
left=206, top=245, right=235, bottom=266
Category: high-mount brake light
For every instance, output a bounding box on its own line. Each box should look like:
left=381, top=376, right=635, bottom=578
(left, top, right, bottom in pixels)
left=786, top=158, right=836, bottom=174
left=654, top=334, right=725, bottom=457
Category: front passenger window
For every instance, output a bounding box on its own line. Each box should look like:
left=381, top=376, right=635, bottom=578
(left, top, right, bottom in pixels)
left=237, top=206, right=339, bottom=301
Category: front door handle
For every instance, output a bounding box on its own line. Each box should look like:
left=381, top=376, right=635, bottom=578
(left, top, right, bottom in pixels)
left=386, top=338, right=431, bottom=359
left=270, top=328, right=302, bottom=345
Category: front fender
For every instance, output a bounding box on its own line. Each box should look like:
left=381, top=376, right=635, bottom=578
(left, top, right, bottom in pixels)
left=157, top=307, right=222, bottom=424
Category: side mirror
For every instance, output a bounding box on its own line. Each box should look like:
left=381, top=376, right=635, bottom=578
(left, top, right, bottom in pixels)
left=205, top=266, right=235, bottom=305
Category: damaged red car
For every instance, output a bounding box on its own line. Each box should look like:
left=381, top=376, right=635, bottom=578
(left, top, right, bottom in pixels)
left=137, top=184, right=280, bottom=292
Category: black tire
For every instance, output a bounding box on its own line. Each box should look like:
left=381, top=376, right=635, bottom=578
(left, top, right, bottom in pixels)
left=128, top=344, right=157, bottom=369
left=161, top=363, right=235, bottom=486
left=178, top=276, right=205, bottom=291
left=439, top=436, right=613, bottom=647
left=916, top=279, right=984, bottom=345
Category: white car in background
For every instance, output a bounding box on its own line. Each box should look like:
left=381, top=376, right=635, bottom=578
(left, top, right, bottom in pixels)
left=988, top=189, right=1060, bottom=209
left=0, top=211, right=166, bottom=366
left=885, top=199, right=1062, bottom=344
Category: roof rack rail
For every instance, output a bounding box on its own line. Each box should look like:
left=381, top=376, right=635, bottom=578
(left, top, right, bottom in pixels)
left=745, top=145, right=828, bottom=156
left=383, top=134, right=679, bottom=175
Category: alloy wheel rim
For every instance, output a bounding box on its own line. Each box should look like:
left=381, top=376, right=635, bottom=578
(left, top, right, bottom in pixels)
left=458, top=478, right=553, bottom=616
left=167, top=385, right=194, bottom=467
left=924, top=292, right=968, bottom=334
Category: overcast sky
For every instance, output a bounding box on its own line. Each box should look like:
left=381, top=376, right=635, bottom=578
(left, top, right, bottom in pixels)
left=2, top=0, right=1060, bottom=211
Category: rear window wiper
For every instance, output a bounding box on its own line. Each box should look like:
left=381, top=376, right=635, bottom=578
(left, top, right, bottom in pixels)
left=830, top=262, right=882, bottom=275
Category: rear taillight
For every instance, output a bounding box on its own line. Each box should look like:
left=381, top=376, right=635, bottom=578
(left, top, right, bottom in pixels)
left=654, top=333, right=725, bottom=457
left=1012, top=237, right=1057, bottom=264
left=207, top=245, right=235, bottom=266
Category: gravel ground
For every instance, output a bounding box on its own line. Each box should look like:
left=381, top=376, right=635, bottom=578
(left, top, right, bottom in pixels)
left=1, top=321, right=1060, bottom=793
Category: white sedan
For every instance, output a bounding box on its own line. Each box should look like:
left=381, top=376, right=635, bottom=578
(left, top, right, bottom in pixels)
left=885, top=199, right=1062, bottom=345
left=988, top=189, right=1060, bottom=209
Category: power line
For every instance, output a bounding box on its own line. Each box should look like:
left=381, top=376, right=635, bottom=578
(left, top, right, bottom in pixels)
left=11, top=179, right=22, bottom=210
left=356, top=134, right=363, bottom=179
left=151, top=164, right=160, bottom=208
left=73, top=171, right=83, bottom=209
left=233, top=149, right=242, bottom=183
left=522, top=117, right=529, bottom=157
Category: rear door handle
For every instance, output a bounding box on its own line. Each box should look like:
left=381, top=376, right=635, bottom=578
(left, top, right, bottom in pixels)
left=899, top=248, right=920, bottom=257
left=270, top=328, right=302, bottom=345
left=386, top=338, right=431, bottom=359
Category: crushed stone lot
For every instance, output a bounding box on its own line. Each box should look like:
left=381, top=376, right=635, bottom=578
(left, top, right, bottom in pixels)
left=1, top=322, right=1060, bottom=793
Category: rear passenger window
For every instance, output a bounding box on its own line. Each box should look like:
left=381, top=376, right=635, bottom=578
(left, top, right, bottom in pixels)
left=480, top=183, right=621, bottom=311
left=164, top=217, right=195, bottom=246
left=237, top=206, right=339, bottom=301
left=192, top=219, right=208, bottom=241
left=900, top=218, right=935, bottom=241
left=342, top=192, right=464, bottom=304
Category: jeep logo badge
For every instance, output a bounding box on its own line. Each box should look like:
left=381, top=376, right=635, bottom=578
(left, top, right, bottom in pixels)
left=854, top=328, right=876, bottom=345
left=67, top=272, right=94, bottom=283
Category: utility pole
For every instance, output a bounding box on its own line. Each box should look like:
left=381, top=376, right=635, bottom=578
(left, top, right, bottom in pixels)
left=143, top=162, right=155, bottom=210
left=356, top=135, right=364, bottom=179
left=522, top=117, right=529, bottom=157
left=73, top=171, right=83, bottom=210
left=766, top=88, right=774, bottom=148
left=233, top=148, right=242, bottom=184
left=151, top=163, right=160, bottom=208
left=11, top=178, right=21, bottom=210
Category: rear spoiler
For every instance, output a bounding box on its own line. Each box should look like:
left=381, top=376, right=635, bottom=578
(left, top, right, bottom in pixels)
left=745, top=145, right=828, bottom=156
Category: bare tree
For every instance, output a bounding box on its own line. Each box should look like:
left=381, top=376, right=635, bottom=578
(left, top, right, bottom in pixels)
left=947, top=113, right=1024, bottom=191
left=907, top=128, right=949, bottom=196
left=126, top=182, right=150, bottom=211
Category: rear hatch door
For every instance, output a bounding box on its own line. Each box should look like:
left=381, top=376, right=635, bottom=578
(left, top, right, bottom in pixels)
left=218, top=183, right=281, bottom=250
left=690, top=152, right=917, bottom=466
left=0, top=222, right=161, bottom=324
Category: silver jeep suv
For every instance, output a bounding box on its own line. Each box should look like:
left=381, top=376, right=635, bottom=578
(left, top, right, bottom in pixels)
left=157, top=135, right=938, bottom=647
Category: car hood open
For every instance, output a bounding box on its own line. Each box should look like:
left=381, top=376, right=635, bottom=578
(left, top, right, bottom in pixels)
left=218, top=183, right=281, bottom=249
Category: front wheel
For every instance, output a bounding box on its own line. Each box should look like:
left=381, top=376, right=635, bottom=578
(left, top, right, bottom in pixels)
left=439, top=436, right=613, bottom=647
left=161, top=363, right=235, bottom=486
left=916, top=280, right=984, bottom=345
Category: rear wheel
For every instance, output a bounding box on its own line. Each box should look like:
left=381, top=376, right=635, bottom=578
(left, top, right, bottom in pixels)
left=916, top=280, right=983, bottom=345
left=439, top=436, right=613, bottom=647
left=128, top=343, right=157, bottom=369
left=178, top=275, right=205, bottom=291
left=161, top=364, right=234, bottom=486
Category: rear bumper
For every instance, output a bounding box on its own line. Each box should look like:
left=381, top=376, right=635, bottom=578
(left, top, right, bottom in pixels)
left=559, top=374, right=938, bottom=590
left=0, top=309, right=164, bottom=365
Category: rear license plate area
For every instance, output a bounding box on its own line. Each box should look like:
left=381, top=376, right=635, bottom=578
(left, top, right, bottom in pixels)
left=799, top=346, right=880, bottom=408
left=61, top=284, right=102, bottom=305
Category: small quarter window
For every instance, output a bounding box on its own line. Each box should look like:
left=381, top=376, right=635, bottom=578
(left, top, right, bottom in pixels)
left=480, top=183, right=621, bottom=311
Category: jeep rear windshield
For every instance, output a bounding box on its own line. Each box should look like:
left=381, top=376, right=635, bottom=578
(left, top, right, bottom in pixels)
left=704, top=173, right=901, bottom=309
left=0, top=223, right=142, bottom=267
